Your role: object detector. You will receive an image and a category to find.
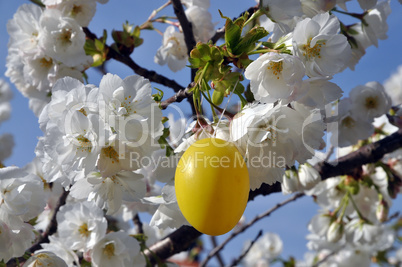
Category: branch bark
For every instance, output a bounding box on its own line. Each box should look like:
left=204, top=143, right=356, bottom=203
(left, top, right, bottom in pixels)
left=171, top=0, right=196, bottom=56
left=159, top=83, right=194, bottom=110
left=84, top=27, right=185, bottom=93
left=144, top=226, right=202, bottom=264
left=315, top=128, right=402, bottom=179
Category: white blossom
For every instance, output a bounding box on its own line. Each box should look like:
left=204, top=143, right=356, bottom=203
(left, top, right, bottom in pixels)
left=292, top=12, right=351, bottom=77
left=261, top=0, right=303, bottom=26
left=23, top=252, right=68, bottom=267
left=281, top=168, right=302, bottom=194
left=300, top=0, right=337, bottom=17
left=298, top=163, right=321, bottom=190
left=245, top=52, right=305, bottom=104
left=328, top=98, right=374, bottom=147
left=345, top=219, right=395, bottom=251
left=6, top=4, right=42, bottom=53
left=91, top=231, right=141, bottom=267
left=0, top=166, right=46, bottom=221
left=362, top=0, right=391, bottom=48
left=349, top=81, right=391, bottom=121
left=231, top=103, right=313, bottom=189
left=148, top=181, right=189, bottom=229
left=242, top=232, right=283, bottom=266
left=50, top=0, right=97, bottom=27
left=384, top=65, right=402, bottom=105
left=56, top=201, right=107, bottom=252
left=39, top=9, right=92, bottom=67
left=185, top=6, right=215, bottom=42
left=70, top=170, right=146, bottom=215
left=155, top=26, right=188, bottom=72
left=182, top=0, right=210, bottom=8
left=295, top=77, right=343, bottom=109
left=98, top=73, right=163, bottom=144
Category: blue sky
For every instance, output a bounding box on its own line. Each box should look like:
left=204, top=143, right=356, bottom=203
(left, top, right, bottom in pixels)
left=0, top=0, right=401, bottom=264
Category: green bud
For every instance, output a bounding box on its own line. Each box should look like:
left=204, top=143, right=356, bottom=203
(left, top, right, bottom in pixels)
left=212, top=90, right=224, bottom=106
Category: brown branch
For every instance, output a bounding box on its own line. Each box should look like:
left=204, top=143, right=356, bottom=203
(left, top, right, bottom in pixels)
left=210, top=236, right=225, bottom=267
left=133, top=213, right=144, bottom=234
left=171, top=0, right=196, bottom=57
left=7, top=190, right=69, bottom=266
left=144, top=225, right=202, bottom=265
left=315, top=128, right=402, bottom=180
left=83, top=27, right=185, bottom=93
left=200, top=193, right=304, bottom=266
left=229, top=230, right=263, bottom=267
left=159, top=83, right=194, bottom=109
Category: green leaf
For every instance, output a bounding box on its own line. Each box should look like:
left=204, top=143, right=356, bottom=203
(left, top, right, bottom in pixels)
left=233, top=26, right=269, bottom=54
left=152, top=88, right=164, bottom=102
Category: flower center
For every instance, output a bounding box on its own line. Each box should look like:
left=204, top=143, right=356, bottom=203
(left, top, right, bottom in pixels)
left=59, top=28, right=73, bottom=46
left=76, top=135, right=92, bottom=153
left=103, top=243, right=115, bottom=259
left=267, top=61, right=283, bottom=79
left=78, top=223, right=90, bottom=237
left=302, top=38, right=325, bottom=60
left=71, top=5, right=83, bottom=17
left=39, top=57, right=53, bottom=69
left=101, top=146, right=120, bottom=164
left=341, top=116, right=355, bottom=128
left=365, top=96, right=378, bottom=109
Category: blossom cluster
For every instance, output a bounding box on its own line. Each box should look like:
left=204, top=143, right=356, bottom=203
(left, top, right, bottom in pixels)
left=5, top=0, right=108, bottom=117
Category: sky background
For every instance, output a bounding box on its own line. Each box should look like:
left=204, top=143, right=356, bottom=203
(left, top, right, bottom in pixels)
left=0, top=0, right=402, bottom=265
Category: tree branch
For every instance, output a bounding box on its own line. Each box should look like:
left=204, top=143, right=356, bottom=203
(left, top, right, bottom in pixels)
left=200, top=193, right=304, bottom=267
left=159, top=83, right=194, bottom=110
left=133, top=213, right=144, bottom=234
left=210, top=236, right=225, bottom=267
left=171, top=0, right=196, bottom=57
left=315, top=128, right=402, bottom=180
left=83, top=27, right=185, bottom=93
left=229, top=230, right=263, bottom=267
left=144, top=225, right=202, bottom=265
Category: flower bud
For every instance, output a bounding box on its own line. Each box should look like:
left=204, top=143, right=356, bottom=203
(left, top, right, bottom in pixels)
left=376, top=199, right=389, bottom=222
left=326, top=220, right=344, bottom=243
left=281, top=168, right=301, bottom=194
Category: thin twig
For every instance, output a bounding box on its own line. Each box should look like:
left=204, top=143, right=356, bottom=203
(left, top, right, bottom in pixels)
left=159, top=83, right=193, bottom=109
left=83, top=27, right=198, bottom=114
left=83, top=27, right=185, bottom=93
left=210, top=236, right=225, bottom=267
left=312, top=249, right=339, bottom=267
left=133, top=213, right=144, bottom=234
left=200, top=193, right=304, bottom=267
left=230, top=230, right=263, bottom=267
